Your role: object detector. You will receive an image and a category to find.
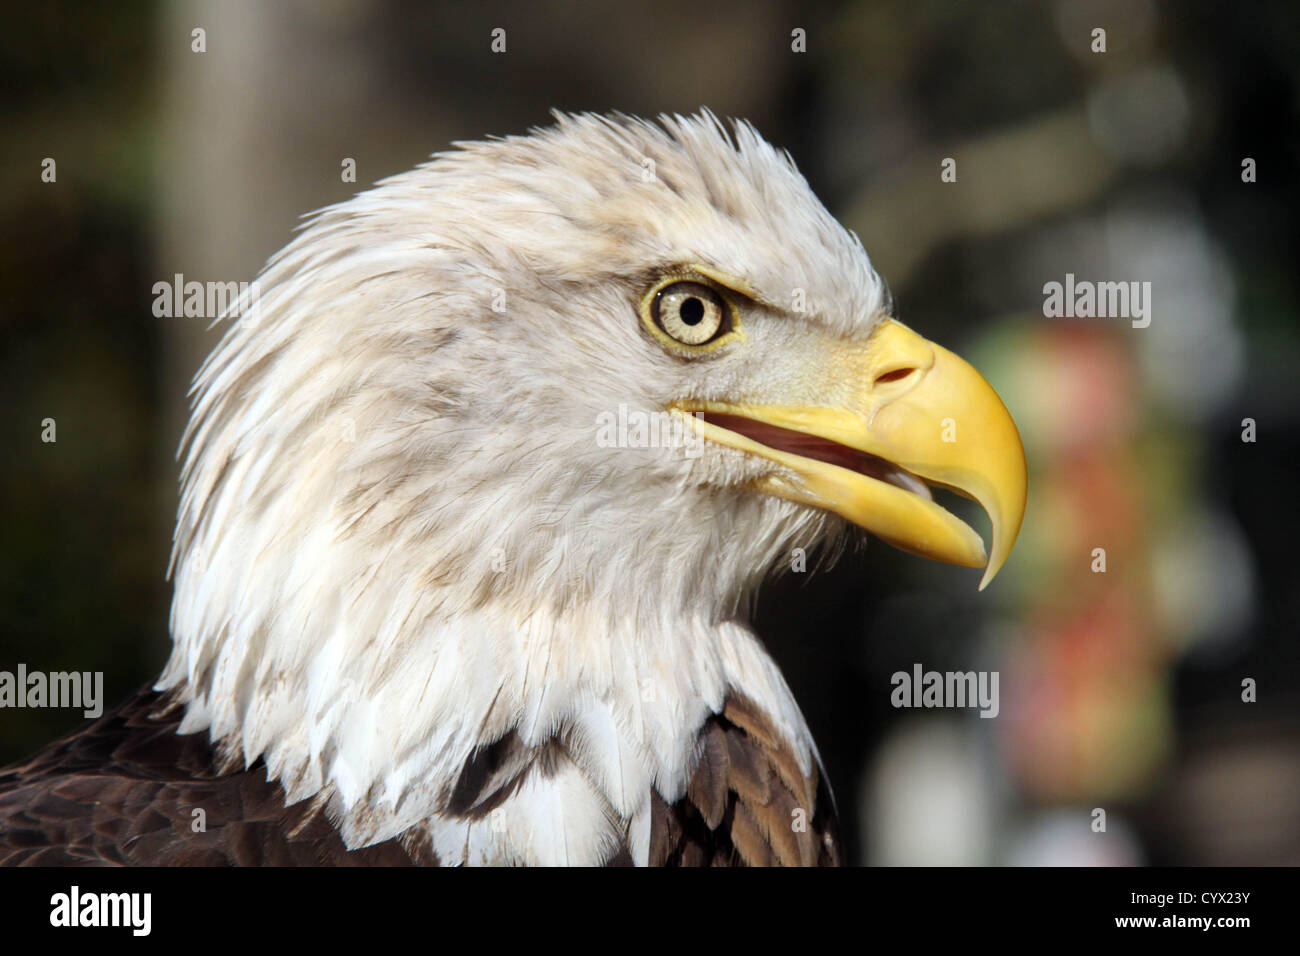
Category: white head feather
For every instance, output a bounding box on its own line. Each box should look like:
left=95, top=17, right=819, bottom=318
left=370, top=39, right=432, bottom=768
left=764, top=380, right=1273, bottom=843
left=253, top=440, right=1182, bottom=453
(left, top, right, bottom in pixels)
left=160, top=111, right=888, bottom=864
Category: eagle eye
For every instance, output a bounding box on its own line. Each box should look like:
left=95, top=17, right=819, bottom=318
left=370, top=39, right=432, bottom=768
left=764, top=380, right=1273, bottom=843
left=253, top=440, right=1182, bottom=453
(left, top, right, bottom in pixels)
left=651, top=281, right=728, bottom=346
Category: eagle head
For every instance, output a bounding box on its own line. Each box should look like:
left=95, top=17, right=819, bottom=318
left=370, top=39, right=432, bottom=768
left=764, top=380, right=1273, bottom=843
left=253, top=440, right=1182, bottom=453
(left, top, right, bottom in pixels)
left=160, top=111, right=1026, bottom=864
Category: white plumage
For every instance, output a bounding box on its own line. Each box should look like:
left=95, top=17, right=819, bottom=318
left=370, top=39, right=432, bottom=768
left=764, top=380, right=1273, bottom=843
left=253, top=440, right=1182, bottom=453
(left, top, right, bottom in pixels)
left=155, top=111, right=1022, bottom=866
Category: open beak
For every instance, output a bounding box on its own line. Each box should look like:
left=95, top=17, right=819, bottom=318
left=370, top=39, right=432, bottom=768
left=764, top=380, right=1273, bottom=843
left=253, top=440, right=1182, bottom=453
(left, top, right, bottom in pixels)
left=674, top=319, right=1027, bottom=589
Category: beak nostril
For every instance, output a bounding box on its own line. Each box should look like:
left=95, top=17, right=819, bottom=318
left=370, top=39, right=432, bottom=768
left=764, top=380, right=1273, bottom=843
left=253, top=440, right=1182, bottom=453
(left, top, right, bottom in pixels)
left=875, top=367, right=916, bottom=386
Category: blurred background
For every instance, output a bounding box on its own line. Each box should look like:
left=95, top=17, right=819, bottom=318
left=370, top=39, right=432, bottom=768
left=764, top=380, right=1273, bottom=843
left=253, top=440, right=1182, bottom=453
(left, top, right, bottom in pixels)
left=1, top=0, right=1297, bottom=865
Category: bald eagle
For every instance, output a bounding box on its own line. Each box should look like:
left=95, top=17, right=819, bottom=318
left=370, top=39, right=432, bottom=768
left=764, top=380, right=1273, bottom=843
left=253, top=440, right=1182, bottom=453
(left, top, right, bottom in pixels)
left=0, top=112, right=1025, bottom=866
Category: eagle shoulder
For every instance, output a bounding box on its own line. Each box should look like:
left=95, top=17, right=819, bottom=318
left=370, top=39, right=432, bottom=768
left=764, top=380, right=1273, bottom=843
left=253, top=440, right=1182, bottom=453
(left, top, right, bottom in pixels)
left=0, top=687, right=433, bottom=866
left=648, top=694, right=842, bottom=866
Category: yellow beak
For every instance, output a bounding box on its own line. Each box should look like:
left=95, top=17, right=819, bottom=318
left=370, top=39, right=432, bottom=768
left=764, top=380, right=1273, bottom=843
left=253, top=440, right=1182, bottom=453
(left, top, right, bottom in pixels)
left=675, top=319, right=1027, bottom=589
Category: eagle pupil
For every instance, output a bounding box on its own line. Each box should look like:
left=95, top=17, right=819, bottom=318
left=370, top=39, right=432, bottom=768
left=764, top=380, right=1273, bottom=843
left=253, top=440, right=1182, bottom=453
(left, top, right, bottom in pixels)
left=680, top=297, right=704, bottom=326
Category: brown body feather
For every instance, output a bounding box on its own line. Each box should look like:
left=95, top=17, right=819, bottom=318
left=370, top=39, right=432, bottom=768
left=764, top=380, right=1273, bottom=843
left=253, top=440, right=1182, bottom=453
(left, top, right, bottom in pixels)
left=648, top=697, right=842, bottom=866
left=0, top=688, right=840, bottom=866
left=0, top=688, right=428, bottom=866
